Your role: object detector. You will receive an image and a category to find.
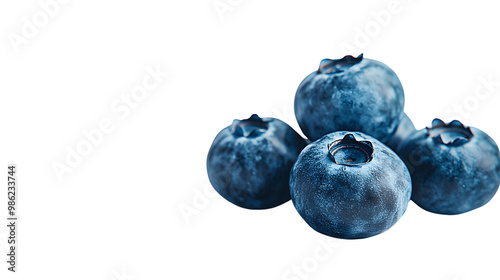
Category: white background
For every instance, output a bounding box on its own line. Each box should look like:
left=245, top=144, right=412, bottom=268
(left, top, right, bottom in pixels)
left=1, top=0, right=500, bottom=279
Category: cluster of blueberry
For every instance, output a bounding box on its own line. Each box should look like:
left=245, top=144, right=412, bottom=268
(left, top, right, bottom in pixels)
left=207, top=54, right=500, bottom=239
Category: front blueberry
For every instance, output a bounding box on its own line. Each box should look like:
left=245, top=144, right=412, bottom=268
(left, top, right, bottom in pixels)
left=294, top=54, right=405, bottom=141
left=398, top=119, right=500, bottom=215
left=207, top=114, right=307, bottom=209
left=289, top=131, right=412, bottom=239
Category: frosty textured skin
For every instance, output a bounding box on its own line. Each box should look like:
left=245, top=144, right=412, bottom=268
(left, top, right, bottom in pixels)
left=399, top=119, right=500, bottom=215
left=207, top=114, right=307, bottom=209
left=290, top=131, right=412, bottom=239
left=294, top=54, right=404, bottom=141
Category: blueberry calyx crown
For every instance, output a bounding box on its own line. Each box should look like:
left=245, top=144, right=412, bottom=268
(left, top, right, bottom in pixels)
left=231, top=114, right=269, bottom=138
left=427, top=118, right=474, bottom=146
left=318, top=54, right=363, bottom=74
left=327, top=134, right=374, bottom=165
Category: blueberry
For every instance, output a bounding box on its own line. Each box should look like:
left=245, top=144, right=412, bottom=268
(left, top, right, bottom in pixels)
left=294, top=54, right=405, bottom=141
left=289, top=131, right=412, bottom=239
left=380, top=113, right=416, bottom=152
left=207, top=114, right=307, bottom=209
left=398, top=119, right=500, bottom=215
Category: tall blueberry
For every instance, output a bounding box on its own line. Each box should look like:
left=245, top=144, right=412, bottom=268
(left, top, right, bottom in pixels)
left=294, top=54, right=405, bottom=141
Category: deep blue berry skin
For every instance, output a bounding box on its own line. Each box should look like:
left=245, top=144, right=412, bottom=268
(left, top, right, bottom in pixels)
left=207, top=114, right=307, bottom=209
left=294, top=54, right=405, bottom=141
left=380, top=113, right=416, bottom=152
left=289, top=131, right=412, bottom=239
left=398, top=119, right=500, bottom=215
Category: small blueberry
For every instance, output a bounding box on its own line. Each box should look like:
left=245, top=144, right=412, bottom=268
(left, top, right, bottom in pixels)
left=207, top=114, right=307, bottom=209
left=398, top=118, right=500, bottom=214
